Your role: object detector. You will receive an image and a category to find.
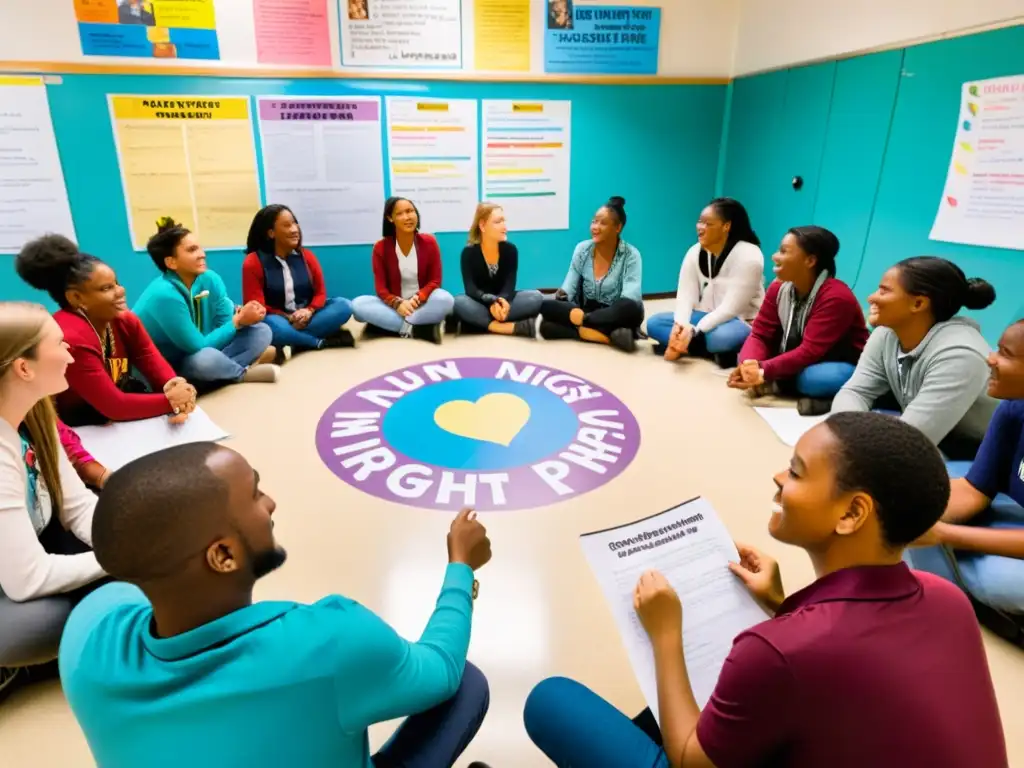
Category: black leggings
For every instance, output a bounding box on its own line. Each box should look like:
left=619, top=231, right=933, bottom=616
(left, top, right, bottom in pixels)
left=541, top=298, right=644, bottom=337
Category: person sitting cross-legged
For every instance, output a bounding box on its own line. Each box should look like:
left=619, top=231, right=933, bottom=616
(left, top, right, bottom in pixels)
left=59, top=442, right=493, bottom=768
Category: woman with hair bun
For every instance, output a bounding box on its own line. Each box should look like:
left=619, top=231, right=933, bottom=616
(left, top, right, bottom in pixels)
left=833, top=256, right=998, bottom=457
left=15, top=234, right=197, bottom=427
left=729, top=225, right=868, bottom=414
left=539, top=196, right=644, bottom=352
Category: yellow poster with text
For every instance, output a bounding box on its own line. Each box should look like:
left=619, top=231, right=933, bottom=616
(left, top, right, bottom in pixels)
left=109, top=95, right=261, bottom=250
left=474, top=0, right=531, bottom=71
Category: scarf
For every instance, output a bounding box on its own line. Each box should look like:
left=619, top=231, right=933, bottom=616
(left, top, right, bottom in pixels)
left=777, top=269, right=829, bottom=353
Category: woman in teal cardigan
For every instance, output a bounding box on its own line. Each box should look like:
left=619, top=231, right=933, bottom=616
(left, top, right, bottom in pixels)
left=134, top=218, right=280, bottom=385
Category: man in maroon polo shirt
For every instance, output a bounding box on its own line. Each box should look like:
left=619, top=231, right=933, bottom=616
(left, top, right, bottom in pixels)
left=524, top=412, right=1008, bottom=767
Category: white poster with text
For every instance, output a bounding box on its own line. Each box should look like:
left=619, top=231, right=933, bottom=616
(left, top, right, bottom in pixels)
left=341, top=0, right=462, bottom=68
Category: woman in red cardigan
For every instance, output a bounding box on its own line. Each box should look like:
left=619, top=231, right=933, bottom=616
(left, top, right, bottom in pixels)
left=16, top=235, right=197, bottom=427
left=351, top=197, right=454, bottom=344
left=242, top=204, right=355, bottom=353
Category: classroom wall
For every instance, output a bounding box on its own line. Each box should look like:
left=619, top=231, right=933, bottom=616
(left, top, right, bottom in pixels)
left=0, top=76, right=726, bottom=307
left=733, top=0, right=1023, bottom=75
left=720, top=24, right=1024, bottom=344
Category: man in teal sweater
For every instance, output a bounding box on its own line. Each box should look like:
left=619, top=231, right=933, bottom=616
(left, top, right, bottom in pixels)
left=58, top=443, right=492, bottom=768
left=134, top=218, right=279, bottom=384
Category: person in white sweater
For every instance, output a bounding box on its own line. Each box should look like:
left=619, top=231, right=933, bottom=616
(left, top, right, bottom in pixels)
left=647, top=198, right=765, bottom=367
left=0, top=302, right=106, bottom=701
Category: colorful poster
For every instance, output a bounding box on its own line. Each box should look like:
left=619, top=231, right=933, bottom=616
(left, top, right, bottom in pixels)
left=482, top=100, right=571, bottom=231
left=253, top=0, right=332, bottom=66
left=108, top=96, right=261, bottom=250
left=74, top=0, right=219, bottom=59
left=930, top=74, right=1024, bottom=251
left=341, top=0, right=461, bottom=68
left=544, top=3, right=659, bottom=74
left=473, top=0, right=531, bottom=72
left=0, top=77, right=76, bottom=254
left=385, top=97, right=478, bottom=233
left=257, top=97, right=385, bottom=245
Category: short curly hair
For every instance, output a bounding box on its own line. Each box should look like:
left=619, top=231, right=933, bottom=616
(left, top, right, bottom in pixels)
left=823, top=412, right=950, bottom=547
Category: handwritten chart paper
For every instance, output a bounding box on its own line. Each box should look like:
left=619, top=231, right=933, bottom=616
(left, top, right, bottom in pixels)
left=253, top=0, right=332, bottom=66
left=109, top=95, right=262, bottom=250
left=257, top=97, right=384, bottom=245
left=580, top=498, right=767, bottom=722
left=483, top=100, right=571, bottom=230
left=386, top=97, right=479, bottom=233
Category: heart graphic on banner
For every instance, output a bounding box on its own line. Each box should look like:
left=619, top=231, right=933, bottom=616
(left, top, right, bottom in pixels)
left=433, top=393, right=531, bottom=447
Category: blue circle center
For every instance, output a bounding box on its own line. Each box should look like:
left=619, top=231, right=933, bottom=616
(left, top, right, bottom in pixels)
left=382, top=378, right=580, bottom=471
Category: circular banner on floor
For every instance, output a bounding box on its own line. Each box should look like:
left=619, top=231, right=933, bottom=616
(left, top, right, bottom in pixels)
left=315, top=357, right=641, bottom=511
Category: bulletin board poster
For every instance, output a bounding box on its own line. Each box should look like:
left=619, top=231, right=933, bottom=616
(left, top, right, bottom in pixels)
left=544, top=3, right=659, bottom=74
left=257, top=97, right=385, bottom=245
left=929, top=74, right=1024, bottom=251
left=473, top=0, right=531, bottom=72
left=341, top=0, right=462, bottom=68
left=254, top=0, right=332, bottom=66
left=74, top=0, right=220, bottom=60
left=108, top=96, right=262, bottom=251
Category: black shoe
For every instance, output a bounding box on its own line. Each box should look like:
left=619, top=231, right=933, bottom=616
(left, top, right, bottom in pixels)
left=513, top=319, right=536, bottom=338
left=610, top=328, right=637, bottom=352
left=467, top=763, right=493, bottom=768
left=539, top=319, right=577, bottom=341
left=412, top=323, right=443, bottom=344
left=444, top=315, right=460, bottom=335
left=323, top=329, right=356, bottom=348
left=797, top=397, right=832, bottom=416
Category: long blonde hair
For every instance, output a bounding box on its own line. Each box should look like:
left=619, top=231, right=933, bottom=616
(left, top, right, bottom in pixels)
left=467, top=202, right=502, bottom=245
left=0, top=302, right=63, bottom=513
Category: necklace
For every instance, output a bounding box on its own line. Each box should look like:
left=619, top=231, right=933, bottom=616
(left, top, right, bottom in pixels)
left=79, top=309, right=114, bottom=366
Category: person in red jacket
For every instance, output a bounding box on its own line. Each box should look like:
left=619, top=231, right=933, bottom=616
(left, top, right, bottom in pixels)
left=351, top=197, right=454, bottom=344
left=16, top=235, right=197, bottom=427
left=242, top=204, right=355, bottom=353
left=728, top=226, right=868, bottom=415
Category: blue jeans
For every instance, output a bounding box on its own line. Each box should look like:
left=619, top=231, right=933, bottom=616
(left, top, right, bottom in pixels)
left=264, top=297, right=353, bottom=351
left=372, top=661, right=489, bottom=768
left=524, top=677, right=669, bottom=768
left=177, top=322, right=272, bottom=384
left=352, top=289, right=454, bottom=333
left=647, top=310, right=751, bottom=355
left=794, top=362, right=856, bottom=398
left=906, top=462, right=1024, bottom=614
left=453, top=290, right=543, bottom=330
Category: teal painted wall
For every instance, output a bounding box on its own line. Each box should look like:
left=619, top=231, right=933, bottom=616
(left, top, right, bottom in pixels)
left=1, top=76, right=726, bottom=308
left=720, top=24, right=1024, bottom=344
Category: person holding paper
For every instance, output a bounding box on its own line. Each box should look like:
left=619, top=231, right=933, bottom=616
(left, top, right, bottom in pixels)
left=831, top=256, right=997, bottom=460
left=728, top=226, right=868, bottom=416
left=242, top=205, right=356, bottom=353
left=135, top=217, right=281, bottom=385
left=647, top=198, right=764, bottom=367
left=15, top=235, right=197, bottom=428
left=59, top=442, right=493, bottom=768
left=0, top=302, right=107, bottom=703
left=539, top=197, right=645, bottom=352
left=908, top=319, right=1024, bottom=622
left=525, top=411, right=1006, bottom=768
left=452, top=203, right=543, bottom=337
left=351, top=197, right=454, bottom=344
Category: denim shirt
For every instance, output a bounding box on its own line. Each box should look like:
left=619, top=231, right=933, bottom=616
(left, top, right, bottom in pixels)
left=559, top=239, right=642, bottom=306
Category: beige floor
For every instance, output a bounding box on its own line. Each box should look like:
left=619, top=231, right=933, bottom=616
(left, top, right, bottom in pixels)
left=3, top=300, right=1023, bottom=766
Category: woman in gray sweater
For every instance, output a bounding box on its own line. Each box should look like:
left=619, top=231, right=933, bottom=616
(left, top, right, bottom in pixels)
left=832, top=256, right=997, bottom=459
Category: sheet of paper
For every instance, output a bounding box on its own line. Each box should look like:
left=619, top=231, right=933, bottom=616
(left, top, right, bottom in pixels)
left=386, top=96, right=479, bottom=233
left=473, top=0, right=531, bottom=71
left=753, top=406, right=826, bottom=447
left=253, top=0, right=332, bottom=66
left=109, top=95, right=261, bottom=250
left=482, top=99, right=571, bottom=230
left=341, top=0, right=461, bottom=68
left=929, top=74, right=1024, bottom=251
left=75, top=407, right=229, bottom=472
left=580, top=497, right=769, bottom=722
left=257, top=97, right=385, bottom=245
left=0, top=77, right=77, bottom=254
left=75, top=0, right=220, bottom=60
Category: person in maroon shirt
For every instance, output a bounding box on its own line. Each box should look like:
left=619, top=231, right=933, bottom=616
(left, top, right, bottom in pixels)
left=524, top=411, right=1007, bottom=768
left=729, top=226, right=868, bottom=415
left=16, top=235, right=197, bottom=427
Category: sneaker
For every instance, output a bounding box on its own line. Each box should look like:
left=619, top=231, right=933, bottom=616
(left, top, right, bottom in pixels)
left=444, top=315, right=460, bottom=335
left=797, top=397, right=832, bottom=416
left=513, top=318, right=536, bottom=338
left=412, top=323, right=443, bottom=344
left=273, top=346, right=292, bottom=366
left=242, top=364, right=280, bottom=383
left=323, top=329, right=356, bottom=349
left=256, top=346, right=278, bottom=365
left=609, top=328, right=637, bottom=353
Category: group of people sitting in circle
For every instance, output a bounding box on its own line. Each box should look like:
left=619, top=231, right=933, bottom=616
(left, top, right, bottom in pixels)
left=0, top=188, right=1022, bottom=767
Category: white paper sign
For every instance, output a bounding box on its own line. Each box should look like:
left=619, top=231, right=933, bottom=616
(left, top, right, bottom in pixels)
left=753, top=406, right=826, bottom=447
